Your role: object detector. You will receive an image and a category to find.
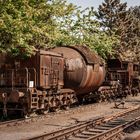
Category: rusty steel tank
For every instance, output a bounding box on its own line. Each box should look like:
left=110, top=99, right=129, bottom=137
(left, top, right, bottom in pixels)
left=51, top=46, right=106, bottom=96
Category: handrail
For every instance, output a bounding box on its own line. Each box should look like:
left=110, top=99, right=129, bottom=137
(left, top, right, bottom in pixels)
left=0, top=68, right=37, bottom=88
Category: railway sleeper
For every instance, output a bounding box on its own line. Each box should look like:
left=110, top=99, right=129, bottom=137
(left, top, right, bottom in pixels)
left=68, top=137, right=86, bottom=140
left=74, top=133, right=90, bottom=139
left=100, top=124, right=118, bottom=128
left=81, top=131, right=97, bottom=136
left=94, top=126, right=111, bottom=130
left=88, top=128, right=104, bottom=133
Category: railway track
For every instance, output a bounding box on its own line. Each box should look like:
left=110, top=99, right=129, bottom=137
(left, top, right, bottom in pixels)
left=0, top=102, right=101, bottom=128
left=27, top=106, right=140, bottom=140
left=1, top=95, right=139, bottom=128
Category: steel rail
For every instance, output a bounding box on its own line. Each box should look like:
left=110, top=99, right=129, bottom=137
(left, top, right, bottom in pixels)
left=26, top=106, right=140, bottom=140
left=103, top=116, right=140, bottom=140
left=0, top=102, right=101, bottom=128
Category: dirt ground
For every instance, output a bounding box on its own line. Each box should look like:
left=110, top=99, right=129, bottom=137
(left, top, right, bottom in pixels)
left=0, top=94, right=140, bottom=140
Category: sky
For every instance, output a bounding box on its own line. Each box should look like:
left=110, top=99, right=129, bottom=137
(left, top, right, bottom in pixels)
left=67, top=0, right=140, bottom=9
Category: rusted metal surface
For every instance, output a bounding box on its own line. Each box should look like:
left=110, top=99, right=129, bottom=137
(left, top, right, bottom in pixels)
left=38, top=50, right=64, bottom=89
left=52, top=46, right=106, bottom=95
left=0, top=46, right=139, bottom=116
left=62, top=45, right=104, bottom=65
left=107, top=58, right=140, bottom=85
left=106, top=58, right=140, bottom=96
left=0, top=50, right=66, bottom=116
left=0, top=50, right=64, bottom=89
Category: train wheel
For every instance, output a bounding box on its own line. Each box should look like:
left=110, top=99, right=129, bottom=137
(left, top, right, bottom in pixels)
left=50, top=98, right=61, bottom=112
left=43, top=100, right=49, bottom=114
left=63, top=98, right=71, bottom=110
left=21, top=106, right=30, bottom=118
left=3, top=108, right=7, bottom=118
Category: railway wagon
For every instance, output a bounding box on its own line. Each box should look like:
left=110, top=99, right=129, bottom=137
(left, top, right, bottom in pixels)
left=0, top=45, right=139, bottom=117
left=106, top=58, right=140, bottom=97
left=0, top=50, right=73, bottom=116
left=51, top=46, right=106, bottom=99
left=0, top=46, right=105, bottom=117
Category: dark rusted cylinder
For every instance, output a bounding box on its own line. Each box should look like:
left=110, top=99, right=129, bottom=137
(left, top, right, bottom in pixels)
left=52, top=46, right=106, bottom=95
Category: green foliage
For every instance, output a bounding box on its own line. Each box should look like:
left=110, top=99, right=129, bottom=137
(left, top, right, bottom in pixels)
left=55, top=7, right=118, bottom=59
left=0, top=0, right=76, bottom=57
left=0, top=0, right=123, bottom=60
left=96, top=0, right=124, bottom=56
left=96, top=0, right=127, bottom=33
left=96, top=0, right=140, bottom=62
left=120, top=6, right=140, bottom=61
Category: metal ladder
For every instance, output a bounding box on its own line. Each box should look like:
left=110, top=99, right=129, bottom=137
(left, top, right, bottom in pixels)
left=30, top=89, right=38, bottom=109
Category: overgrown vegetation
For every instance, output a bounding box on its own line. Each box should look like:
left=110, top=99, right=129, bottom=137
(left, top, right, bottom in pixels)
left=0, top=0, right=76, bottom=57
left=0, top=0, right=140, bottom=61
left=96, top=0, right=140, bottom=61
left=54, top=7, right=118, bottom=59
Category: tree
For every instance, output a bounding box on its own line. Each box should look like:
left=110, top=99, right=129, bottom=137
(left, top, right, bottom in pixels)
left=119, top=6, right=140, bottom=61
left=0, top=0, right=76, bottom=57
left=55, top=7, right=118, bottom=59
left=96, top=0, right=140, bottom=62
left=96, top=0, right=127, bottom=34
left=0, top=0, right=121, bottom=60
left=96, top=0, right=127, bottom=56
